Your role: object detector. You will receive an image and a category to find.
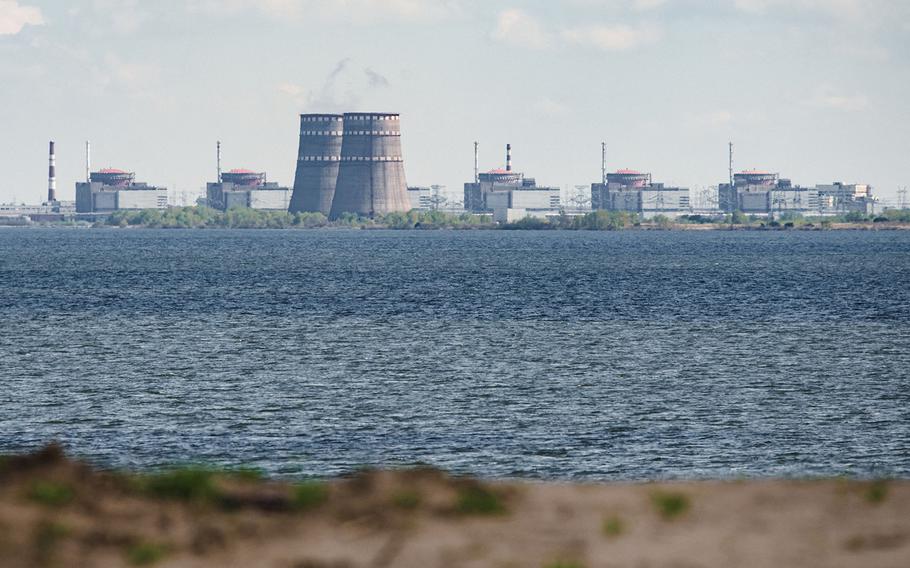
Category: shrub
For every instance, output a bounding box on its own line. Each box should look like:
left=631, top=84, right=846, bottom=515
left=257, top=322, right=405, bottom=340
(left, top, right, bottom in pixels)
left=127, top=542, right=168, bottom=566
left=652, top=491, right=690, bottom=520
left=456, top=485, right=505, bottom=515
left=602, top=516, right=625, bottom=537
left=865, top=480, right=888, bottom=504
left=392, top=490, right=422, bottom=509
left=28, top=481, right=74, bottom=507
left=143, top=468, right=219, bottom=503
left=293, top=481, right=329, bottom=510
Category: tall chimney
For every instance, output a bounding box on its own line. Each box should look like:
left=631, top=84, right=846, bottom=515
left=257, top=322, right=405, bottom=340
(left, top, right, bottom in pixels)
left=506, top=143, right=512, bottom=172
left=85, top=141, right=91, bottom=183
left=601, top=141, right=606, bottom=185
left=47, top=141, right=56, bottom=203
left=217, top=140, right=222, bottom=183
left=473, top=141, right=479, bottom=183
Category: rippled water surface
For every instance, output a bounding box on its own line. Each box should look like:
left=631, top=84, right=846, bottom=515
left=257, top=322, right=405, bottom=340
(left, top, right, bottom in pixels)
left=1, top=228, right=908, bottom=480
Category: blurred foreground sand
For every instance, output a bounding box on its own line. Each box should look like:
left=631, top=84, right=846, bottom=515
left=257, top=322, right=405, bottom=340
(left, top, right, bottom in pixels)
left=1, top=445, right=908, bottom=567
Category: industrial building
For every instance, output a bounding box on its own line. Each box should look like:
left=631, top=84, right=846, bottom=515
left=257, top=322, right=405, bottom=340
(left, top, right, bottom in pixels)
left=714, top=171, right=881, bottom=217
left=591, top=170, right=691, bottom=219
left=463, top=144, right=561, bottom=222
left=75, top=169, right=168, bottom=214
left=407, top=186, right=432, bottom=211
left=815, top=182, right=877, bottom=215
left=206, top=169, right=292, bottom=211
left=718, top=171, right=819, bottom=217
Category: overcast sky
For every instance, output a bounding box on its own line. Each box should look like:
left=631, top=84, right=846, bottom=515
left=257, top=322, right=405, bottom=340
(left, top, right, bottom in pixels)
left=1, top=0, right=908, bottom=205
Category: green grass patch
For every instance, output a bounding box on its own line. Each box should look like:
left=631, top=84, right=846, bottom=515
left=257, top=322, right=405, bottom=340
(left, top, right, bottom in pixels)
left=392, top=490, right=422, bottom=510
left=651, top=491, right=690, bottom=520
left=865, top=480, right=889, bottom=504
left=456, top=485, right=506, bottom=516
left=143, top=468, right=220, bottom=503
left=127, top=542, right=168, bottom=566
left=28, top=481, right=75, bottom=507
left=602, top=515, right=625, bottom=537
left=543, top=562, right=585, bottom=568
left=293, top=481, right=329, bottom=510
left=228, top=467, right=264, bottom=482
left=32, top=520, right=69, bottom=563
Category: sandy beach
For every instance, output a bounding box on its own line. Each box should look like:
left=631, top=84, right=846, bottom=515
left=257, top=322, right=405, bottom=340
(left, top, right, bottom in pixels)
left=2, top=446, right=907, bottom=568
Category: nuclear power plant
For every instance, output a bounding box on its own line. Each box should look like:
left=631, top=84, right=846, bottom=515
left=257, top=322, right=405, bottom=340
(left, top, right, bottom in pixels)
left=290, top=112, right=411, bottom=219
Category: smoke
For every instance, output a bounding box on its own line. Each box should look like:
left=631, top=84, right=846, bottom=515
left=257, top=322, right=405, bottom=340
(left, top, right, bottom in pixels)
left=279, top=59, right=392, bottom=112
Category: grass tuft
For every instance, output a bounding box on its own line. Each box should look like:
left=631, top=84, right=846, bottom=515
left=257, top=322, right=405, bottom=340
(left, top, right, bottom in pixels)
left=651, top=491, right=690, bottom=520
left=392, top=490, right=422, bottom=510
left=229, top=467, right=264, bottom=482
left=28, top=481, right=75, bottom=507
left=143, top=468, right=220, bottom=503
left=127, top=542, right=168, bottom=566
left=32, top=520, right=69, bottom=563
left=602, top=515, right=625, bottom=537
left=544, top=562, right=585, bottom=568
left=456, top=485, right=506, bottom=516
left=293, top=482, right=329, bottom=511
left=865, top=480, right=889, bottom=504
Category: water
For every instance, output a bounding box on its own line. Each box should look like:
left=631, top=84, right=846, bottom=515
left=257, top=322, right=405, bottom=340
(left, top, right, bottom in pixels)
left=1, top=228, right=908, bottom=480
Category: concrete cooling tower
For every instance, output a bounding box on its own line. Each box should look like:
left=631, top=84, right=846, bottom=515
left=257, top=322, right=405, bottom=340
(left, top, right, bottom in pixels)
left=329, top=113, right=410, bottom=219
left=289, top=114, right=343, bottom=215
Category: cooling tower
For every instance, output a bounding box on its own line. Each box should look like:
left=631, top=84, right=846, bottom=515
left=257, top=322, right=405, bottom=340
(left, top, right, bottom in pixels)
left=289, top=114, right=343, bottom=215
left=329, top=113, right=410, bottom=219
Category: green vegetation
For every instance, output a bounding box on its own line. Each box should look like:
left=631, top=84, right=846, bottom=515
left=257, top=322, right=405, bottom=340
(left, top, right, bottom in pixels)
left=27, top=481, right=75, bottom=507
left=32, top=520, right=69, bottom=564
left=543, top=562, right=586, bottom=568
left=651, top=491, right=690, bottom=520
left=102, top=207, right=493, bottom=230
left=293, top=481, right=329, bottom=510
left=865, top=480, right=889, bottom=504
left=127, top=542, right=168, bottom=566
left=142, top=467, right=220, bottom=503
left=602, top=515, right=625, bottom=537
left=392, top=489, right=422, bottom=510
left=95, top=206, right=910, bottom=231
left=456, top=485, right=506, bottom=515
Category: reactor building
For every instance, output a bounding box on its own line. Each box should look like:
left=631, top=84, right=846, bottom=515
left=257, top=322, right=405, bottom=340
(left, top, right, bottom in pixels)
left=719, top=172, right=876, bottom=217
left=75, top=169, right=168, bottom=213
left=289, top=112, right=411, bottom=219
left=463, top=144, right=561, bottom=222
left=206, top=169, right=292, bottom=211
left=591, top=170, right=691, bottom=219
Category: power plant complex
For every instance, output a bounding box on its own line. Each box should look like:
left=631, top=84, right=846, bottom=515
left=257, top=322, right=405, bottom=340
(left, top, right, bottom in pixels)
left=1, top=121, right=896, bottom=225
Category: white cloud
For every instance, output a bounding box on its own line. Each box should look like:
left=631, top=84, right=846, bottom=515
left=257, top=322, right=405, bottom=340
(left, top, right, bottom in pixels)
left=492, top=8, right=553, bottom=49
left=188, top=0, right=461, bottom=22
left=633, top=0, right=669, bottom=9
left=810, top=93, right=869, bottom=112
left=687, top=110, right=735, bottom=127
left=561, top=23, right=661, bottom=51
left=533, top=97, right=570, bottom=116
left=0, top=0, right=43, bottom=35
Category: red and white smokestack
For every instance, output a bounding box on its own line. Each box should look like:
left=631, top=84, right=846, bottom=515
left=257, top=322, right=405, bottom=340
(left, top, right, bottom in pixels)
left=506, top=143, right=512, bottom=172
left=47, top=141, right=57, bottom=203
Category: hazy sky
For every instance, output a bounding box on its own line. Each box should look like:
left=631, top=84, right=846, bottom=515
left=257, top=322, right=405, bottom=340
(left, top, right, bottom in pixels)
left=1, top=0, right=909, bottom=205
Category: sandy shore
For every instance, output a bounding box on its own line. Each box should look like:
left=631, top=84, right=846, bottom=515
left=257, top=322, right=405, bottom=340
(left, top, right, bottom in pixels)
left=1, top=446, right=907, bottom=567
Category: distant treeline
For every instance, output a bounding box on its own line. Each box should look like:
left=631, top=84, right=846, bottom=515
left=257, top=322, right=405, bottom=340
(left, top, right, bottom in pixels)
left=99, top=207, right=910, bottom=230
left=102, top=207, right=493, bottom=230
